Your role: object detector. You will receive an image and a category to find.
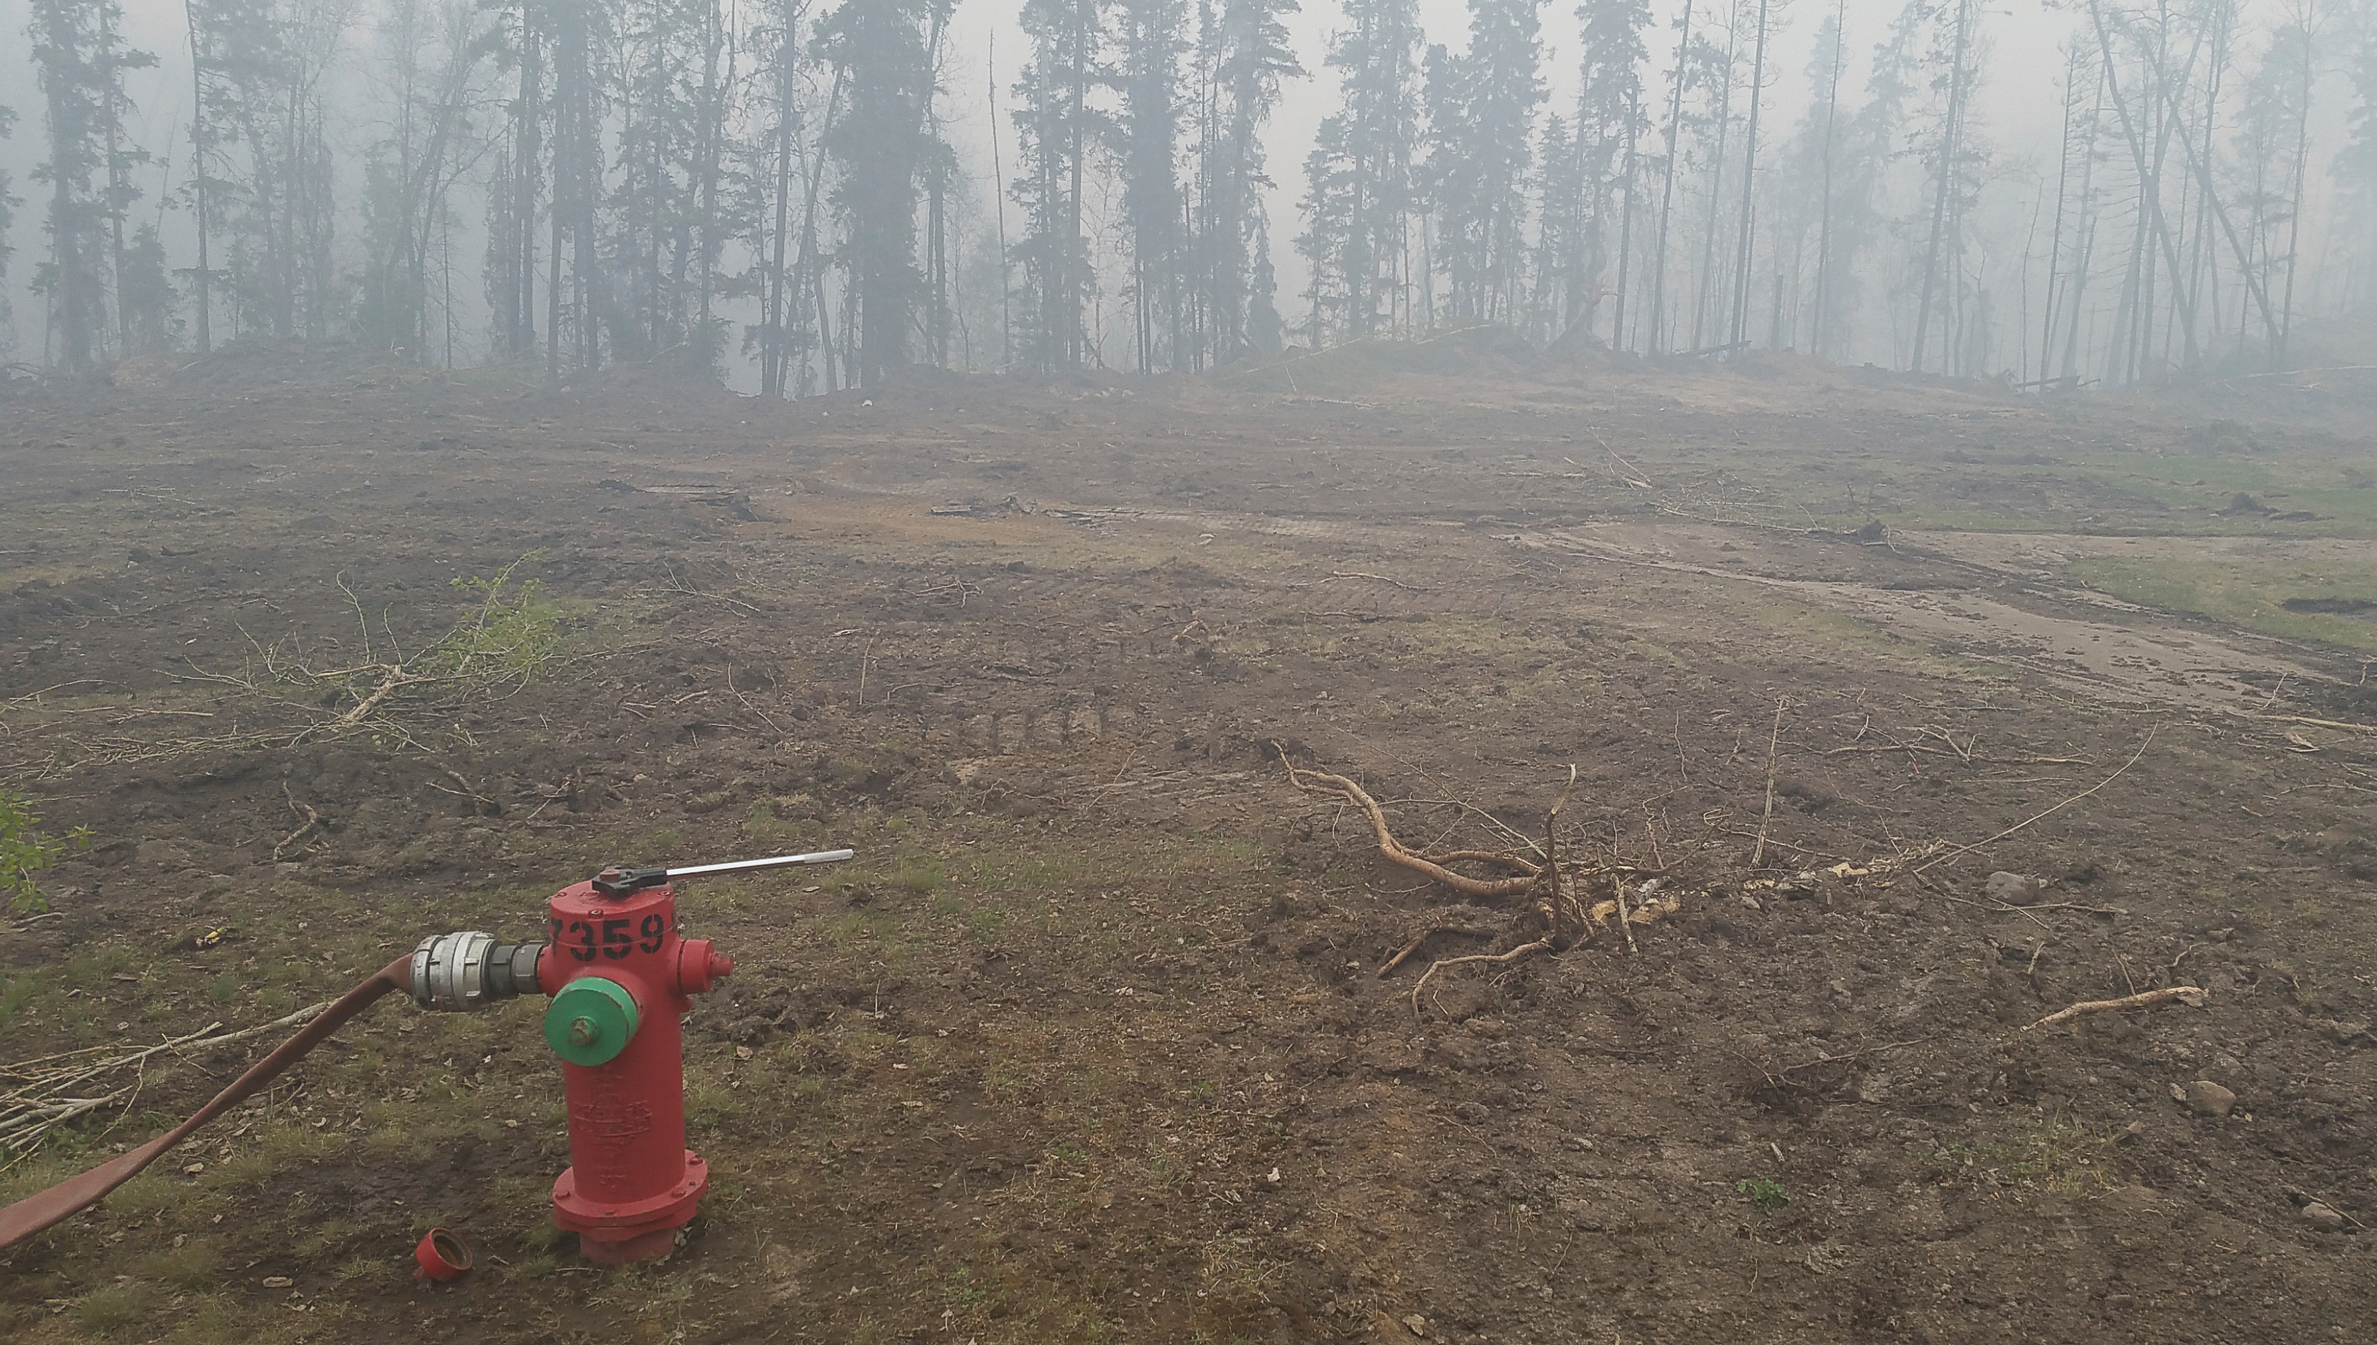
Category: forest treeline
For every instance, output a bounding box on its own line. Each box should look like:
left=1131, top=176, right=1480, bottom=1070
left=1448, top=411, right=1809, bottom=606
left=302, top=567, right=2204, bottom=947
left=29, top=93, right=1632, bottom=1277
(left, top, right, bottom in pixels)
left=9, top=0, right=2377, bottom=391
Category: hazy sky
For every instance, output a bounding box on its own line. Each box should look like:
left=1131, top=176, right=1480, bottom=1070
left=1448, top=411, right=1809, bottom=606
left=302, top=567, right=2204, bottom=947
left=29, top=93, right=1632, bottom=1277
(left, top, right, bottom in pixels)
left=0, top=0, right=2338, bottom=362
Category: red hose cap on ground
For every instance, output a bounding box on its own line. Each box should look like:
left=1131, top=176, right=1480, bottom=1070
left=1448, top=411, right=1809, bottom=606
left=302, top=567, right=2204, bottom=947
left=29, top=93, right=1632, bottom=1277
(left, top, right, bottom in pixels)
left=413, top=1227, right=472, bottom=1282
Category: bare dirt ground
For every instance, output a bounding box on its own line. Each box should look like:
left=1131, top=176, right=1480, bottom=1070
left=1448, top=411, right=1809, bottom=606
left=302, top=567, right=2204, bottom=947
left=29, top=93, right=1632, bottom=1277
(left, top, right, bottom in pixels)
left=3, top=341, right=2375, bottom=1344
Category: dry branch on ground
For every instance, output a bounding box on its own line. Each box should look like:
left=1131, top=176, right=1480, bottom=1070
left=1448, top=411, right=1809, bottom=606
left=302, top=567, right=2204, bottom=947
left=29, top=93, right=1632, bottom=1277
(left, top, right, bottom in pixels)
left=2025, top=986, right=2207, bottom=1031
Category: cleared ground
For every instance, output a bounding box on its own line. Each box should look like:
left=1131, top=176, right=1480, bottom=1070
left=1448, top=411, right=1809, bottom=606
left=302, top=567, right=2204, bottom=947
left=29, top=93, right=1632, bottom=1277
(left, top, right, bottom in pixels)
left=2, top=341, right=2374, bottom=1344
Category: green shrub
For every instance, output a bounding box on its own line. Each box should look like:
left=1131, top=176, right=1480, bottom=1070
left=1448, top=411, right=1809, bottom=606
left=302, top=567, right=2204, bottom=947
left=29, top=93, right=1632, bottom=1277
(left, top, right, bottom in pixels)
left=1, top=789, right=89, bottom=916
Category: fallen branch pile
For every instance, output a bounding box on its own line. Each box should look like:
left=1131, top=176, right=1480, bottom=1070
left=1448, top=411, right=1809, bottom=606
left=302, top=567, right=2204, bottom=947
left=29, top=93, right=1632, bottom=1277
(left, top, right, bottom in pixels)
left=1277, top=747, right=1683, bottom=1018
left=0, top=1002, right=328, bottom=1162
left=11, top=557, right=567, bottom=779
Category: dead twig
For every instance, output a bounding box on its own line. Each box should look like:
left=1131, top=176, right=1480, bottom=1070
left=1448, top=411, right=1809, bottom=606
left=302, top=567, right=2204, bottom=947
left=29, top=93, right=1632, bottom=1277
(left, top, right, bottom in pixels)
left=1775, top=1035, right=1939, bottom=1076
left=1611, top=877, right=1638, bottom=956
left=1276, top=748, right=1687, bottom=1018
left=1998, top=900, right=2128, bottom=917
left=2024, top=986, right=2206, bottom=1031
left=1914, top=726, right=2159, bottom=875
left=1586, top=427, right=1654, bottom=489
left=1751, top=698, right=1787, bottom=869
left=271, top=784, right=322, bottom=862
left=1410, top=940, right=1553, bottom=1018
left=662, top=564, right=765, bottom=617
left=2250, top=714, right=2377, bottom=736
left=726, top=663, right=790, bottom=739
left=1376, top=926, right=1496, bottom=978
left=1326, top=570, right=1433, bottom=592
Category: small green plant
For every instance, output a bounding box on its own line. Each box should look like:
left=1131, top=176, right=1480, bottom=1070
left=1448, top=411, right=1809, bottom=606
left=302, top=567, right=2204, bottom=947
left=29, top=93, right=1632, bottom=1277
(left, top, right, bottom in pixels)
left=1935, top=1116, right=2125, bottom=1197
left=432, top=554, right=568, bottom=682
left=891, top=855, right=946, bottom=896
left=71, top=1281, right=159, bottom=1336
left=1, top=789, right=90, bottom=916
left=1737, top=1176, right=1791, bottom=1220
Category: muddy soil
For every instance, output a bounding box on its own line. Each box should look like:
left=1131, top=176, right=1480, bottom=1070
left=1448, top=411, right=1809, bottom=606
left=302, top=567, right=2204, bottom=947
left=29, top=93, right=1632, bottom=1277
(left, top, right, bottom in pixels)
left=2, top=345, right=2375, bottom=1345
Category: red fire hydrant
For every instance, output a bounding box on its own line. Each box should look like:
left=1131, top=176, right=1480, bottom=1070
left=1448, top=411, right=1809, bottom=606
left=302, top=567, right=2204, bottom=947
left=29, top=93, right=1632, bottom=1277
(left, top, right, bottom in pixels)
left=539, top=868, right=729, bottom=1263
left=408, top=850, right=849, bottom=1264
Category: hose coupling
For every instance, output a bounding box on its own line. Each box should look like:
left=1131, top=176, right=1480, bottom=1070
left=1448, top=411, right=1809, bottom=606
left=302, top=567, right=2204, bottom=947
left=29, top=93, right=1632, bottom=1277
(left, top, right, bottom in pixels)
left=410, top=932, right=546, bottom=1011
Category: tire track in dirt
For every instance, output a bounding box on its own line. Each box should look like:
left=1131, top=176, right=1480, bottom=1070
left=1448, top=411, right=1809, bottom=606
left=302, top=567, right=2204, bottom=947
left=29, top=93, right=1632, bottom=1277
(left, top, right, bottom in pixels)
left=1057, top=498, right=2346, bottom=717
left=1523, top=525, right=2338, bottom=717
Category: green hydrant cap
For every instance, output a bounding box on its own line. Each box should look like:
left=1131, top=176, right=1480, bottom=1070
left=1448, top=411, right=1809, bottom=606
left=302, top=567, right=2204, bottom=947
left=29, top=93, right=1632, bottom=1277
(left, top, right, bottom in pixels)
left=543, top=976, right=640, bottom=1067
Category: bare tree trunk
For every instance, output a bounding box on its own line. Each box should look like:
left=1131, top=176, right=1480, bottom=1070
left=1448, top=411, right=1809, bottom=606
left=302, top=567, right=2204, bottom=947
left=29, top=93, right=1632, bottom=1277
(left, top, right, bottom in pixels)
left=188, top=0, right=212, bottom=354
left=1810, top=0, right=1844, bottom=360
left=1691, top=14, right=1736, bottom=354
left=1612, top=84, right=1640, bottom=350
left=695, top=4, right=727, bottom=365
left=103, top=47, right=130, bottom=356
left=2040, top=44, right=2084, bottom=385
left=2276, top=0, right=2319, bottom=368
left=2059, top=66, right=2107, bottom=381
left=2088, top=0, right=2210, bottom=379
left=763, top=5, right=798, bottom=396
left=1912, top=0, right=1976, bottom=374
left=1648, top=0, right=1696, bottom=355
left=793, top=65, right=845, bottom=393
left=1727, top=0, right=1772, bottom=352
left=989, top=33, right=1011, bottom=371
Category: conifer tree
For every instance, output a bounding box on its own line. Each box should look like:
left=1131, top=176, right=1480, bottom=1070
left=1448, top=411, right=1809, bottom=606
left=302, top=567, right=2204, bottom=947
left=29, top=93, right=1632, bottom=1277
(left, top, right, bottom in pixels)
left=484, top=0, right=541, bottom=362
left=1297, top=0, right=1421, bottom=343
left=1012, top=0, right=1108, bottom=371
left=193, top=0, right=355, bottom=342
left=1114, top=0, right=1188, bottom=369
left=747, top=0, right=822, bottom=395
left=816, top=0, right=952, bottom=386
left=118, top=222, right=179, bottom=352
left=542, top=0, right=604, bottom=374
left=1296, top=114, right=1355, bottom=343
left=1423, top=0, right=1546, bottom=324
left=1571, top=0, right=1649, bottom=340
left=1781, top=0, right=1848, bottom=358
left=1793, top=0, right=1918, bottom=365
left=1686, top=0, right=1739, bottom=354
left=1909, top=0, right=1983, bottom=374
left=1646, top=0, right=1698, bottom=352
left=358, top=0, right=492, bottom=362
left=29, top=0, right=153, bottom=369
left=1527, top=111, right=1582, bottom=339
left=1200, top=0, right=1302, bottom=362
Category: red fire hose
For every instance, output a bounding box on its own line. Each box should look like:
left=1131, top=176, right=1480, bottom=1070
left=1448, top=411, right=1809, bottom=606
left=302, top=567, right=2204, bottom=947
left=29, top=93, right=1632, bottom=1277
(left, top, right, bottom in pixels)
left=0, top=955, right=413, bottom=1253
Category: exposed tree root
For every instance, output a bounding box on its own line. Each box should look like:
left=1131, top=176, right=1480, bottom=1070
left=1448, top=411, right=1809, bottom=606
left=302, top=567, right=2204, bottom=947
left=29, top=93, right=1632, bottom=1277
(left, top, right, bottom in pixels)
left=1277, top=746, right=1689, bottom=1019
left=1278, top=748, right=1539, bottom=899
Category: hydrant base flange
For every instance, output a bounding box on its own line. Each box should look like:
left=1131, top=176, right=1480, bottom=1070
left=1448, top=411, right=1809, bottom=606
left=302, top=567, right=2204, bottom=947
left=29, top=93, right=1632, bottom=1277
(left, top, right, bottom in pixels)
left=574, top=1224, right=682, bottom=1266
left=552, top=1149, right=708, bottom=1263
